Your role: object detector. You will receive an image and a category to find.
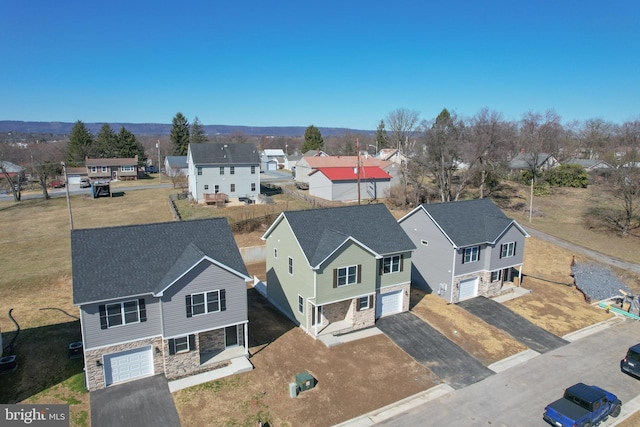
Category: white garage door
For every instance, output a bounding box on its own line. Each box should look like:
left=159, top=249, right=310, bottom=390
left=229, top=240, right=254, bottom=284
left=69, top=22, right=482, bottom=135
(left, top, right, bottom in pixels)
left=67, top=175, right=81, bottom=185
left=376, top=290, right=403, bottom=318
left=104, top=346, right=153, bottom=387
left=458, top=277, right=478, bottom=301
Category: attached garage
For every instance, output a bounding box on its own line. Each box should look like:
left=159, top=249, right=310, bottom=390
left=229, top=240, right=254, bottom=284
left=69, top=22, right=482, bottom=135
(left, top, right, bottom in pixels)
left=376, top=290, right=403, bottom=318
left=458, top=277, right=478, bottom=301
left=103, top=346, right=154, bottom=387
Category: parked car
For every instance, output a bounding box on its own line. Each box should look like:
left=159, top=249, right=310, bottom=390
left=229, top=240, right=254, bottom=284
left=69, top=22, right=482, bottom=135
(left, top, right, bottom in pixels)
left=621, top=343, right=640, bottom=378
left=543, top=383, right=621, bottom=427
left=144, top=165, right=159, bottom=173
left=50, top=180, right=65, bottom=188
left=79, top=178, right=91, bottom=188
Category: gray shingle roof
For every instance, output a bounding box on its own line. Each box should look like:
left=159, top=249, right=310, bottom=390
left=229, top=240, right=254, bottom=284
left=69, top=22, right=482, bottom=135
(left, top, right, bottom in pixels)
left=71, top=218, right=249, bottom=305
left=420, top=198, right=517, bottom=247
left=189, top=143, right=260, bottom=165
left=281, top=204, right=416, bottom=267
left=165, top=156, right=188, bottom=168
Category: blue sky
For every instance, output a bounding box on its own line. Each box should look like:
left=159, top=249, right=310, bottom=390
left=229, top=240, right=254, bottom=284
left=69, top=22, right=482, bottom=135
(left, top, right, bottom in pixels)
left=2, top=1, right=638, bottom=130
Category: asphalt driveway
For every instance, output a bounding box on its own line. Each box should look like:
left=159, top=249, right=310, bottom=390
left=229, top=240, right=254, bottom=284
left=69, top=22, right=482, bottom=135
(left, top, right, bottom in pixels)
left=376, top=311, right=494, bottom=389
left=90, top=375, right=181, bottom=427
left=458, top=296, right=568, bottom=353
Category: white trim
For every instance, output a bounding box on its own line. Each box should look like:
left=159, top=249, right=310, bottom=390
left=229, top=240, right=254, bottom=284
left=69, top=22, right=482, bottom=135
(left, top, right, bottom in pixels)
left=312, top=236, right=379, bottom=270
left=336, top=265, right=358, bottom=287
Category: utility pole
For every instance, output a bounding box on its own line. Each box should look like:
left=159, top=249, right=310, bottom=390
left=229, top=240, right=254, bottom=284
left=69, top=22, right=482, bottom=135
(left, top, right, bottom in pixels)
left=156, top=141, right=162, bottom=183
left=62, top=162, right=74, bottom=230
left=356, top=139, right=361, bottom=205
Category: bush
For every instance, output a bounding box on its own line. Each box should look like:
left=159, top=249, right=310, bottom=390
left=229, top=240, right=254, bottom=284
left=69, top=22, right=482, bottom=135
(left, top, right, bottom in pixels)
left=546, top=164, right=589, bottom=188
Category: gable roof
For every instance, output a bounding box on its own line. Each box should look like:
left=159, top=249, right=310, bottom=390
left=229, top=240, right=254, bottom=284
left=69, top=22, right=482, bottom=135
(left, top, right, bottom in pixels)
left=71, top=218, right=250, bottom=305
left=189, top=142, right=260, bottom=165
left=85, top=156, right=139, bottom=167
left=509, top=152, right=557, bottom=169
left=310, top=166, right=391, bottom=181
left=564, top=158, right=612, bottom=169
left=165, top=156, right=188, bottom=168
left=0, top=161, right=24, bottom=173
left=263, top=149, right=286, bottom=157
left=263, top=204, right=416, bottom=268
left=402, top=198, right=527, bottom=248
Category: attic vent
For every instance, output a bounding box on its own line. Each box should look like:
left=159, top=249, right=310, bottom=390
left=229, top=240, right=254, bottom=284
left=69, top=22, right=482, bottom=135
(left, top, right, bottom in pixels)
left=421, top=240, right=428, bottom=246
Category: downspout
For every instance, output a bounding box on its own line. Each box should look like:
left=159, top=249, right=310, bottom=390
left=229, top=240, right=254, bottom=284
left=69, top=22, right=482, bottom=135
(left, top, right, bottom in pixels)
left=78, top=307, right=89, bottom=390
left=312, top=268, right=318, bottom=337
left=449, top=248, right=456, bottom=304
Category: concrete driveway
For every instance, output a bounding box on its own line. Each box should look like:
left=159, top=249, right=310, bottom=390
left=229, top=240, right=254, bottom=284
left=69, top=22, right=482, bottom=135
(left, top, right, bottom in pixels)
left=376, top=312, right=494, bottom=389
left=458, top=296, right=568, bottom=353
left=90, top=375, right=181, bottom=427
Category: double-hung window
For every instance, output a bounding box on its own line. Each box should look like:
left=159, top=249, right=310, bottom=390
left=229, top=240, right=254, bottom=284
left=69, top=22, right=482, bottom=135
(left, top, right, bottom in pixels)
left=121, top=165, right=134, bottom=172
left=382, top=255, right=401, bottom=274
left=230, top=166, right=235, bottom=175
left=288, top=257, right=294, bottom=275
left=220, top=167, right=224, bottom=175
left=90, top=166, right=97, bottom=173
left=336, top=265, right=358, bottom=287
left=197, top=167, right=202, bottom=176
left=251, top=166, right=256, bottom=174
left=298, top=295, right=304, bottom=314
left=99, top=299, right=146, bottom=329
left=500, top=242, right=516, bottom=258
left=101, top=166, right=108, bottom=173
left=168, top=335, right=196, bottom=355
left=463, top=246, right=479, bottom=263
left=185, top=290, right=226, bottom=317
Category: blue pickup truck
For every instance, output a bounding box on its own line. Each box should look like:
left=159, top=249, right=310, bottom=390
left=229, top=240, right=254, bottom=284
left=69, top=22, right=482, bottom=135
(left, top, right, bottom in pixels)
left=543, top=383, right=621, bottom=427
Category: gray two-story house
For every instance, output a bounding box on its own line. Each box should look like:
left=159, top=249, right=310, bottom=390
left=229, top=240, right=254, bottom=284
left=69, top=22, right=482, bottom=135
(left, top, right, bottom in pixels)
left=71, top=218, right=251, bottom=391
left=187, top=143, right=260, bottom=204
left=399, top=198, right=528, bottom=303
left=262, top=204, right=416, bottom=338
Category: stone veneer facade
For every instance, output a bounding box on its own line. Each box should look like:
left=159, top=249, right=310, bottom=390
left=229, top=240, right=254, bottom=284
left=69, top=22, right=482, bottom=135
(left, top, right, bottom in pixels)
left=452, top=271, right=502, bottom=303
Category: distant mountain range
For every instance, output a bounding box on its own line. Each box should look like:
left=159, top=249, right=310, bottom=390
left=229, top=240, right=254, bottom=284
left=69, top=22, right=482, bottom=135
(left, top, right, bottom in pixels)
left=0, top=121, right=373, bottom=137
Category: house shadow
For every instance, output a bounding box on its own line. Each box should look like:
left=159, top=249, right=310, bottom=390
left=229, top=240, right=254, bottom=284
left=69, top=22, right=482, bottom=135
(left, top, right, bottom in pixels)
left=409, top=285, right=431, bottom=310
left=247, top=287, right=294, bottom=353
left=0, top=317, right=83, bottom=404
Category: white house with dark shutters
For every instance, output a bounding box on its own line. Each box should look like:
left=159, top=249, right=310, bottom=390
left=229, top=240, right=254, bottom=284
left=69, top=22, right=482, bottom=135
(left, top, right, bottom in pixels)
left=399, top=198, right=528, bottom=303
left=71, top=218, right=252, bottom=391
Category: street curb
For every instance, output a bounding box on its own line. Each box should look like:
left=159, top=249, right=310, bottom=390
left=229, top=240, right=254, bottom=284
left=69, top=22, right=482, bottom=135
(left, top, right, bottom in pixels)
left=562, top=315, right=626, bottom=342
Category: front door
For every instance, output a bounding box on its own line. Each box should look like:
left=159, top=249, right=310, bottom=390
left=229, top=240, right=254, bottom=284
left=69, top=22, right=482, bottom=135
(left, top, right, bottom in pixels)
left=112, top=171, right=117, bottom=180
left=225, top=326, right=238, bottom=347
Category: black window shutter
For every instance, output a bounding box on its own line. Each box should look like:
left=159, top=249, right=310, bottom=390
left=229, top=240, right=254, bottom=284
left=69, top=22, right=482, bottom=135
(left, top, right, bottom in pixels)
left=499, top=244, right=503, bottom=259
left=400, top=254, right=404, bottom=272
left=220, top=289, right=226, bottom=311
left=99, top=304, right=108, bottom=330
left=369, top=295, right=374, bottom=309
left=461, top=249, right=466, bottom=264
left=513, top=242, right=517, bottom=256
left=188, top=334, right=196, bottom=351
left=357, top=264, right=362, bottom=283
left=356, top=298, right=361, bottom=312
left=333, top=269, right=337, bottom=288
left=378, top=259, right=383, bottom=276
left=185, top=295, right=192, bottom=318
left=138, top=298, right=147, bottom=322
left=168, top=339, right=176, bottom=355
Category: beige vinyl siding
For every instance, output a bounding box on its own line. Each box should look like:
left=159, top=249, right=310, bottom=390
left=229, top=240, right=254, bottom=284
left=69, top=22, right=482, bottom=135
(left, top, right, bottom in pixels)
left=265, top=219, right=314, bottom=326
left=161, top=260, right=248, bottom=338
left=81, top=296, right=162, bottom=350
left=315, top=242, right=377, bottom=305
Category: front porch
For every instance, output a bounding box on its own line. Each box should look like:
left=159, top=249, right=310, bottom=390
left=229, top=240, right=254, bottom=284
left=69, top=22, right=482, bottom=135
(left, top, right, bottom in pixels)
left=309, top=295, right=375, bottom=338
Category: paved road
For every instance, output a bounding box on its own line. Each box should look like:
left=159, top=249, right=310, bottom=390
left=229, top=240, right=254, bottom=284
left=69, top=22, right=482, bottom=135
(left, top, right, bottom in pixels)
left=458, top=297, right=569, bottom=354
left=523, top=225, right=640, bottom=275
left=376, top=312, right=494, bottom=389
left=374, top=319, right=640, bottom=426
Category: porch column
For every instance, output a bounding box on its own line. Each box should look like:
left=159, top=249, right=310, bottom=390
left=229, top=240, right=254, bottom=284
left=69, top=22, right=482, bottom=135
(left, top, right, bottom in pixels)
left=314, top=304, right=318, bottom=336
left=244, top=322, right=249, bottom=354
left=518, top=265, right=523, bottom=287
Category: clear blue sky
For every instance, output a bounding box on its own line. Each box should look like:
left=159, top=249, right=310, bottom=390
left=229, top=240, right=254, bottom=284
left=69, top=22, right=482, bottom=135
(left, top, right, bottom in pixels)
left=2, top=1, right=639, bottom=130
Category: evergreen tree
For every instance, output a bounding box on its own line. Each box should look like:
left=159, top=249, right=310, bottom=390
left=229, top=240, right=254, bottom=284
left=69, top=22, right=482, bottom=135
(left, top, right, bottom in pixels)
left=116, top=127, right=147, bottom=164
left=170, top=112, right=190, bottom=155
left=95, top=124, right=118, bottom=158
left=301, top=125, right=324, bottom=153
left=66, top=120, right=95, bottom=164
left=190, top=116, right=207, bottom=144
left=375, top=120, right=389, bottom=150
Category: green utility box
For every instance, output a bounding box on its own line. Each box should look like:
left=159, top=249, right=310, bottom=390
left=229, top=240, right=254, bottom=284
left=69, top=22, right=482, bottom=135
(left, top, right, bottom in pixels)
left=295, top=371, right=316, bottom=392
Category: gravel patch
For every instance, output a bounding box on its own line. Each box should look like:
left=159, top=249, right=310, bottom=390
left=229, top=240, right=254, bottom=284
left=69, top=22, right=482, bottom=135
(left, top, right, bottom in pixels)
left=571, top=261, right=632, bottom=302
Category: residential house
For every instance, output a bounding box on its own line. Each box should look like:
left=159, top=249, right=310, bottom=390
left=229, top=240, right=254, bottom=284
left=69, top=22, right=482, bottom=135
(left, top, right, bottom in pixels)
left=509, top=152, right=559, bottom=172
left=86, top=156, right=139, bottom=181
left=164, top=156, right=188, bottom=176
left=187, top=143, right=260, bottom=204
left=0, top=161, right=25, bottom=184
left=65, top=167, right=89, bottom=185
left=262, top=204, right=416, bottom=338
left=308, top=166, right=391, bottom=202
left=377, top=148, right=407, bottom=165
left=72, top=218, right=252, bottom=391
left=260, top=149, right=287, bottom=172
left=564, top=158, right=612, bottom=172
left=399, top=198, right=528, bottom=303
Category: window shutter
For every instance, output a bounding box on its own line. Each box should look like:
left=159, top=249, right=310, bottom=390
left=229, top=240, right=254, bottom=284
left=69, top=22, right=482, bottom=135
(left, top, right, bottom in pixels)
left=461, top=250, right=465, bottom=264
left=99, top=304, right=108, bottom=330
left=138, top=298, right=147, bottom=322
left=188, top=334, right=196, bottom=351
left=333, top=269, right=337, bottom=288
left=168, top=339, right=176, bottom=355
left=356, top=298, right=361, bottom=312
left=220, top=289, right=226, bottom=312
left=513, top=242, right=517, bottom=256
left=369, top=295, right=374, bottom=309
left=378, top=259, right=383, bottom=275
left=400, top=254, right=404, bottom=272
left=185, top=295, right=192, bottom=318
left=357, top=264, right=362, bottom=283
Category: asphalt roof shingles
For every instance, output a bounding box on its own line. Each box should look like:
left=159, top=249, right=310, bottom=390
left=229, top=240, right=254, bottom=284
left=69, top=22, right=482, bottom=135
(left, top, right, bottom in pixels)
left=189, top=143, right=260, bottom=165
left=71, top=218, right=249, bottom=305
left=421, top=198, right=517, bottom=247
left=282, top=203, right=416, bottom=267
